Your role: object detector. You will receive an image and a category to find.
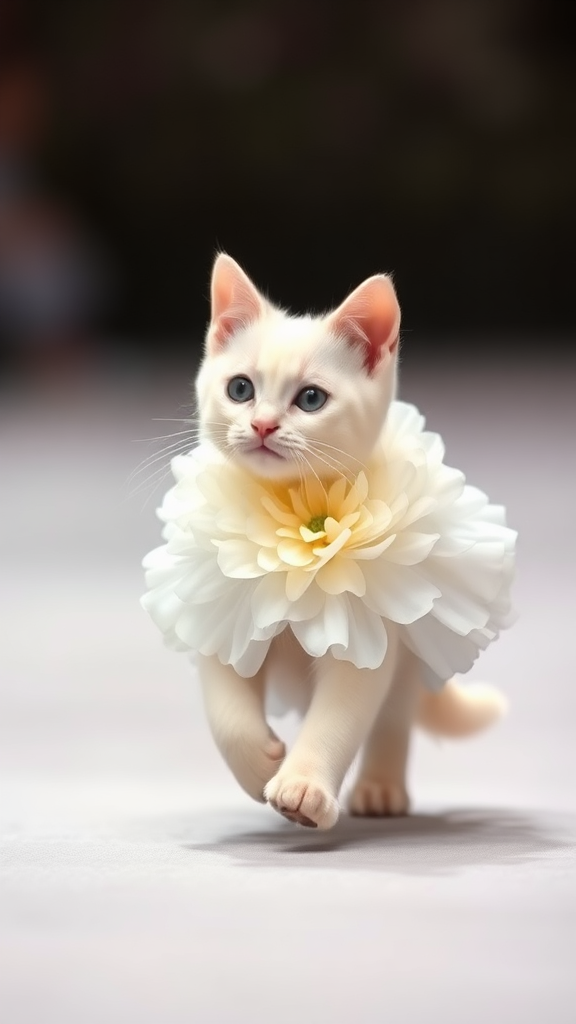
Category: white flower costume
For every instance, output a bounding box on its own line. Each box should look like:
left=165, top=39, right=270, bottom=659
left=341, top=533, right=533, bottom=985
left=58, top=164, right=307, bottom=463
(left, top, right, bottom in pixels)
left=141, top=402, right=516, bottom=689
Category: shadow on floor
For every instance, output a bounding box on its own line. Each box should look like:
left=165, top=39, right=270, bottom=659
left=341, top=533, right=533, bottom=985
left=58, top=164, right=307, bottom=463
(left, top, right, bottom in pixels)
left=179, top=806, right=575, bottom=876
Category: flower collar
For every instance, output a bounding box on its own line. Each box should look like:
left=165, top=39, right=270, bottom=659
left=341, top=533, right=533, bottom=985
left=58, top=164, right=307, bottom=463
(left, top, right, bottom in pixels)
left=142, top=402, right=516, bottom=686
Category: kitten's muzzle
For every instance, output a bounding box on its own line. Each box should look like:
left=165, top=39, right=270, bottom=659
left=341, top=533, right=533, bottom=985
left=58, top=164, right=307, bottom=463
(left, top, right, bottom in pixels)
left=251, top=418, right=279, bottom=439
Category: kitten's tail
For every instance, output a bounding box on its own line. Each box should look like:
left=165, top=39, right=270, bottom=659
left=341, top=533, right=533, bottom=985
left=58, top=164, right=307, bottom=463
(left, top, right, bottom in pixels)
left=417, top=679, right=508, bottom=738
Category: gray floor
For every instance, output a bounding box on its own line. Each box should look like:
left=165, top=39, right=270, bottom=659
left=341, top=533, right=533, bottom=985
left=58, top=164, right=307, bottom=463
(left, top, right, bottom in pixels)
left=1, top=358, right=575, bottom=1023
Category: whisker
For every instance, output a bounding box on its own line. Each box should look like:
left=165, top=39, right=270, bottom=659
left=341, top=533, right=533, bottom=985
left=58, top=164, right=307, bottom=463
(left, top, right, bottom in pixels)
left=128, top=453, right=187, bottom=490
left=132, top=427, right=198, bottom=443
left=143, top=415, right=229, bottom=432
left=294, top=450, right=329, bottom=499
left=129, top=412, right=230, bottom=510
left=307, top=439, right=368, bottom=471
left=131, top=427, right=227, bottom=455
left=135, top=466, right=175, bottom=513
left=129, top=421, right=230, bottom=484
left=128, top=440, right=209, bottom=499
left=127, top=438, right=200, bottom=485
left=126, top=464, right=175, bottom=509
left=306, top=452, right=349, bottom=484
left=294, top=437, right=354, bottom=481
left=293, top=452, right=313, bottom=495
left=302, top=443, right=355, bottom=482
left=290, top=451, right=307, bottom=492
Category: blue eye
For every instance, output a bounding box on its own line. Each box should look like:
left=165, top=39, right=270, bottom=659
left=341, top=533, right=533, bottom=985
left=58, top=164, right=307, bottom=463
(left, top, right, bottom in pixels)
left=294, top=387, right=328, bottom=412
left=227, top=376, right=255, bottom=403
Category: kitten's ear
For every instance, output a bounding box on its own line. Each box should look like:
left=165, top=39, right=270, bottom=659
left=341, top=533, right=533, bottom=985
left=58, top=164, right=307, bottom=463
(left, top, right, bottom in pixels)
left=207, top=253, right=265, bottom=352
left=327, top=275, right=401, bottom=372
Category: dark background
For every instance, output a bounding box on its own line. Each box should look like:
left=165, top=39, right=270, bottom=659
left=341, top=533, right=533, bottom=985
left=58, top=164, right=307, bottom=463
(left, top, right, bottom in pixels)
left=0, top=0, right=574, bottom=378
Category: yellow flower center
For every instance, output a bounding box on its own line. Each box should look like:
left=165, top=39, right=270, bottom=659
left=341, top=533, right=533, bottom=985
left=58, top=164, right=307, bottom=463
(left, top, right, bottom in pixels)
left=307, top=514, right=326, bottom=535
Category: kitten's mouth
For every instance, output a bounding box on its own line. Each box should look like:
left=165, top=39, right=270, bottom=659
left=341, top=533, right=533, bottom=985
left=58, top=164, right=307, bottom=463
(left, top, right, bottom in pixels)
left=248, top=444, right=284, bottom=460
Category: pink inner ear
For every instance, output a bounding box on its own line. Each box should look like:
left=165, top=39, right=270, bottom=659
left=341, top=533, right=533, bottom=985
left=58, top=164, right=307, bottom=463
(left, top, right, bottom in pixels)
left=327, top=276, right=401, bottom=372
left=209, top=254, right=264, bottom=350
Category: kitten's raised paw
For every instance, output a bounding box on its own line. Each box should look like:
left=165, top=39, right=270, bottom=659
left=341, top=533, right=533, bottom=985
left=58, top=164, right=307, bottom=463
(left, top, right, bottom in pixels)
left=226, top=734, right=286, bottom=803
left=349, top=779, right=409, bottom=817
left=264, top=774, right=339, bottom=830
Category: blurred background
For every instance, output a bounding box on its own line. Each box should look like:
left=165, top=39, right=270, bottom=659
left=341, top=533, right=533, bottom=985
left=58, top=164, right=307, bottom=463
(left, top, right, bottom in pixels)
left=0, top=0, right=573, bottom=381
left=1, top=5, right=575, bottom=1023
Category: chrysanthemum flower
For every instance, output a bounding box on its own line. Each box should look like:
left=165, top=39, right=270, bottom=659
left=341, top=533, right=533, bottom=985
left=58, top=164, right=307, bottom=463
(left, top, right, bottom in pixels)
left=141, top=402, right=516, bottom=683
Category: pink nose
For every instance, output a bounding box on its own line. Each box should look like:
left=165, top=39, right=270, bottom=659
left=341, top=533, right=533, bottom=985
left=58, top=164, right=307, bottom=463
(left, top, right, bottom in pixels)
left=251, top=419, right=279, bottom=439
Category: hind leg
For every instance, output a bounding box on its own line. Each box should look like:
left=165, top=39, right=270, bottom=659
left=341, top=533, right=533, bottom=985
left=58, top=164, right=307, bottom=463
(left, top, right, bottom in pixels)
left=349, top=648, right=420, bottom=817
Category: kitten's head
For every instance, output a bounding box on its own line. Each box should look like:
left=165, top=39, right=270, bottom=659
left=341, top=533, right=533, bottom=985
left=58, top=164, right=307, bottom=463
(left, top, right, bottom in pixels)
left=195, top=254, right=401, bottom=482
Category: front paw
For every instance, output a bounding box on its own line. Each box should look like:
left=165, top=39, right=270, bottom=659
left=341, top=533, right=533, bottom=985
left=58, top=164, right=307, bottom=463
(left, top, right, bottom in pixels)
left=264, top=773, right=339, bottom=830
left=349, top=778, right=409, bottom=817
left=225, top=734, right=286, bottom=803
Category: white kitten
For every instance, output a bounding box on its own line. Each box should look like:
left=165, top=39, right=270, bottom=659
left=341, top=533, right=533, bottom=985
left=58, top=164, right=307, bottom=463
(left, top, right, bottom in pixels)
left=194, top=253, right=506, bottom=829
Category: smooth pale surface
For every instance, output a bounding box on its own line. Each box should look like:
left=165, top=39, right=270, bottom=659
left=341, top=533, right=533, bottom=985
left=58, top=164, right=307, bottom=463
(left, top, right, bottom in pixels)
left=1, top=360, right=575, bottom=1024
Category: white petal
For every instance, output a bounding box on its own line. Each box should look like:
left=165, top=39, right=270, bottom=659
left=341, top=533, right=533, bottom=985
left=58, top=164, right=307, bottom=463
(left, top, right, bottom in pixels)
left=299, top=525, right=327, bottom=543
left=331, top=595, right=389, bottom=669
left=195, top=468, right=227, bottom=507
left=430, top=468, right=465, bottom=506
left=173, top=599, right=224, bottom=652
left=229, top=584, right=265, bottom=665
left=450, top=485, right=489, bottom=519
left=402, top=612, right=484, bottom=682
left=216, top=539, right=266, bottom=579
left=251, top=573, right=291, bottom=629
left=327, top=476, right=347, bottom=510
left=245, top=513, right=280, bottom=546
left=261, top=494, right=300, bottom=526
left=435, top=538, right=509, bottom=602
left=347, top=534, right=396, bottom=560
left=289, top=486, right=312, bottom=522
left=290, top=594, right=347, bottom=658
left=285, top=582, right=325, bottom=622
left=140, top=585, right=184, bottom=634
left=303, top=475, right=328, bottom=514
left=372, top=459, right=415, bottom=499
left=363, top=563, right=441, bottom=623
left=142, top=543, right=173, bottom=570
left=233, top=638, right=275, bottom=678
left=385, top=531, right=440, bottom=566
left=340, top=476, right=365, bottom=516
left=316, top=556, right=366, bottom=596
left=174, top=552, right=229, bottom=603
left=397, top=495, right=438, bottom=528
left=313, top=527, right=351, bottom=563
left=286, top=568, right=316, bottom=602
left=215, top=508, right=248, bottom=534
left=257, top=547, right=282, bottom=571
left=277, top=539, right=315, bottom=567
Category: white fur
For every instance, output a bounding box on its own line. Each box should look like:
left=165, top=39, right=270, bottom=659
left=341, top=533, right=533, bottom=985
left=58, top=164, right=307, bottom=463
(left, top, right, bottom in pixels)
left=196, top=308, right=397, bottom=482
left=195, top=254, right=506, bottom=830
